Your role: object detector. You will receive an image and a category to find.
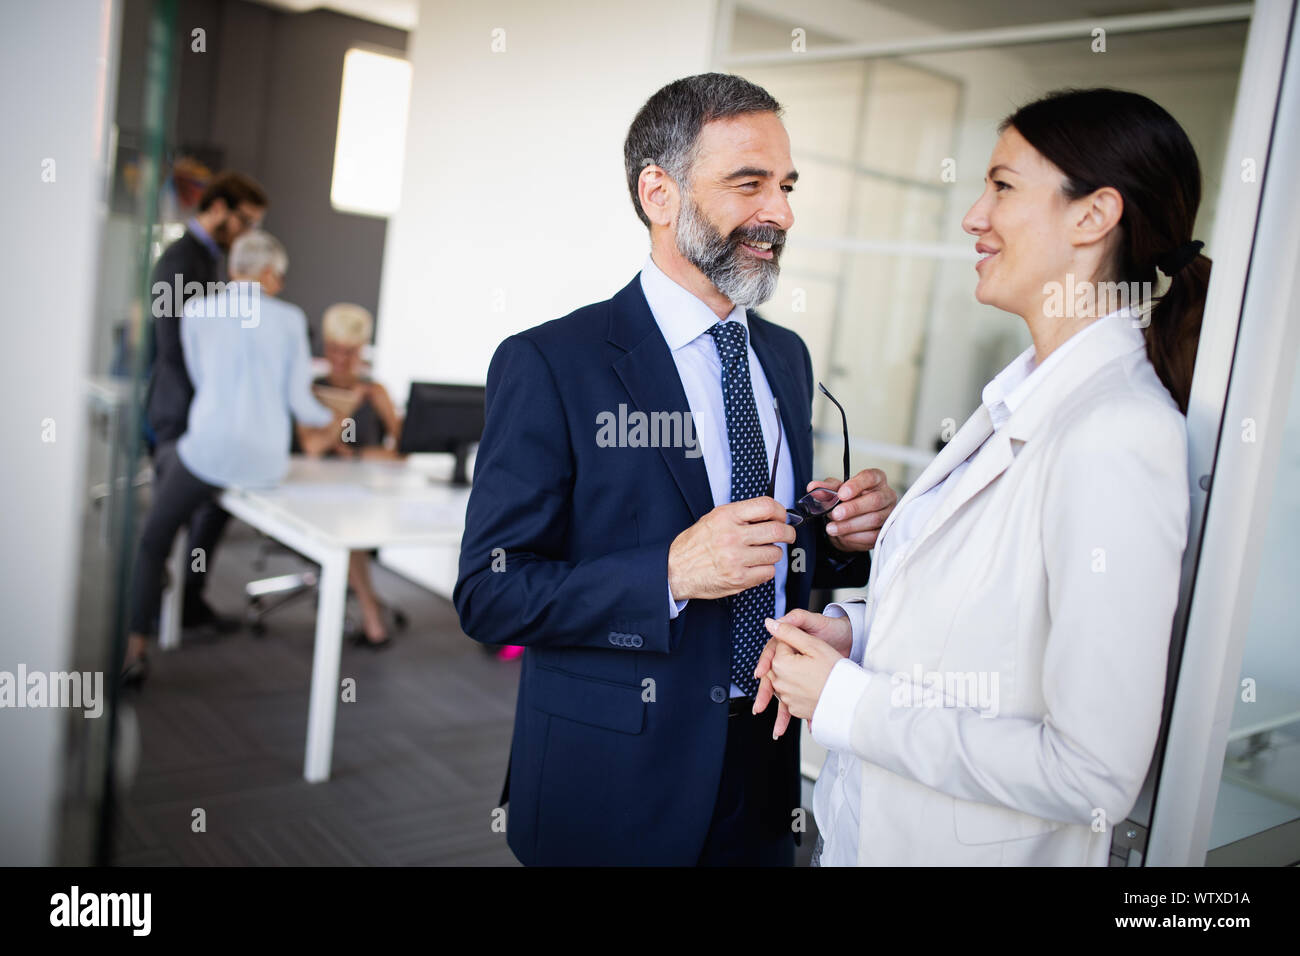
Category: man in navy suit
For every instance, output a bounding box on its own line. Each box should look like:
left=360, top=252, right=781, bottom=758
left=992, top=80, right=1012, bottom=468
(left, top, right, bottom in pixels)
left=454, top=73, right=897, bottom=866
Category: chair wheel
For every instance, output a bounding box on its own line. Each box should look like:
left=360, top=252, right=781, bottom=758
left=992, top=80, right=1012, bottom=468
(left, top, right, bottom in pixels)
left=392, top=610, right=408, bottom=630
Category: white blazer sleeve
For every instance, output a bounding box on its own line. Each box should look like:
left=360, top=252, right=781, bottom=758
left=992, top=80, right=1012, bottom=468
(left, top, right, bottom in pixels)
left=829, top=398, right=1189, bottom=828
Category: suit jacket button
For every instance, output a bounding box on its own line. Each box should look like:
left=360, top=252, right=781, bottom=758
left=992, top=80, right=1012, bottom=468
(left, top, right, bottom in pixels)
left=710, top=686, right=726, bottom=704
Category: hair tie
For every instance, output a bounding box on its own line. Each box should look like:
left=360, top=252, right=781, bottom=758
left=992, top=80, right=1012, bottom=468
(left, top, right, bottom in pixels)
left=1155, top=240, right=1204, bottom=276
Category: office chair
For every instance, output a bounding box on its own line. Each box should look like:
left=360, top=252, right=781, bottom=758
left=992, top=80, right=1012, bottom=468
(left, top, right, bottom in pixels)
left=243, top=540, right=409, bottom=637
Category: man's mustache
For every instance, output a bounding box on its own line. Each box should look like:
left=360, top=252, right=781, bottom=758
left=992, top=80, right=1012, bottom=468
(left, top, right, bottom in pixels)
left=729, top=225, right=786, bottom=259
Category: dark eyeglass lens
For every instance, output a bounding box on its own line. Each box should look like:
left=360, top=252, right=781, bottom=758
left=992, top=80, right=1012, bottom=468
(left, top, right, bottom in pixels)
left=797, top=487, right=840, bottom=516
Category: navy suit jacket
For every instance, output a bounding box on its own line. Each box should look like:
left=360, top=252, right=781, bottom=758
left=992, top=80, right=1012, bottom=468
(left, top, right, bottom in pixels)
left=145, top=229, right=220, bottom=446
left=454, top=273, right=869, bottom=865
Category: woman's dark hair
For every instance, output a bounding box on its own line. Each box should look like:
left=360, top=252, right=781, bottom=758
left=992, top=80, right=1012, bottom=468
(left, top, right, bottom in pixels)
left=1002, top=88, right=1209, bottom=414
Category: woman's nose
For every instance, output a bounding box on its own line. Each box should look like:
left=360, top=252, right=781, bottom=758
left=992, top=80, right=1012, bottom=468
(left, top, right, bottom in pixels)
left=962, top=197, right=989, bottom=237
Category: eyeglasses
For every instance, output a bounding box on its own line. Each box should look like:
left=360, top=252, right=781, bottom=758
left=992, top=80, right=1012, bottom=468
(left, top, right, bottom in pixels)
left=768, top=382, right=851, bottom=527
left=230, top=206, right=263, bottom=230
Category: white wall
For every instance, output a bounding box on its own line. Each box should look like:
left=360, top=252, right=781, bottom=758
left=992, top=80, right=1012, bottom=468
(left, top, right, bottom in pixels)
left=0, top=0, right=119, bottom=864
left=373, top=0, right=719, bottom=400
left=372, top=0, right=718, bottom=594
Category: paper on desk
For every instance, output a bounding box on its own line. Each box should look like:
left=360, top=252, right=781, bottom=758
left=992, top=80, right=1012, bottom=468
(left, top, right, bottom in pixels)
left=265, top=483, right=376, bottom=500
left=397, top=499, right=468, bottom=526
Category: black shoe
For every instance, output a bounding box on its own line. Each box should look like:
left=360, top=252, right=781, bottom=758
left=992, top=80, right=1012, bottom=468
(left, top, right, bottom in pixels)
left=121, top=653, right=151, bottom=688
left=183, top=597, right=241, bottom=634
left=347, top=628, right=392, bottom=650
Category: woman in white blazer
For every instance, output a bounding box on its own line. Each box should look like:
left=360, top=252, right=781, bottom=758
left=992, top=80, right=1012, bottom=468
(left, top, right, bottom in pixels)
left=753, top=88, right=1210, bottom=866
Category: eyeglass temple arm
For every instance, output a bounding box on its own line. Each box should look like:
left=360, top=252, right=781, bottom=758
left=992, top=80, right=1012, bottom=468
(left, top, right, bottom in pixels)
left=817, top=382, right=850, bottom=482
left=767, top=397, right=781, bottom=498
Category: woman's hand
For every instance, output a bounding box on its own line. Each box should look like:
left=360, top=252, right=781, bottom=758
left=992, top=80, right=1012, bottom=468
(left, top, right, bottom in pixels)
left=762, top=616, right=844, bottom=727
left=753, top=609, right=852, bottom=738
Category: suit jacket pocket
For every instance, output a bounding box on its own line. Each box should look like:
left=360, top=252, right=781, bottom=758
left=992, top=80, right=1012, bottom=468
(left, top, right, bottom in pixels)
left=952, top=796, right=1066, bottom=845
left=531, top=664, right=646, bottom=735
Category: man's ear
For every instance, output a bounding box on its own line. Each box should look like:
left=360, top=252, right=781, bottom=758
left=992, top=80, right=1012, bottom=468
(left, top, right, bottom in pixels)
left=637, top=163, right=678, bottom=228
left=1070, top=185, right=1123, bottom=249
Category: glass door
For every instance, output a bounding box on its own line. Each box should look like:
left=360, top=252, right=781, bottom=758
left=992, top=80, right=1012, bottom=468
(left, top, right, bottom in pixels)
left=1145, top=0, right=1300, bottom=866
left=57, top=0, right=177, bottom=865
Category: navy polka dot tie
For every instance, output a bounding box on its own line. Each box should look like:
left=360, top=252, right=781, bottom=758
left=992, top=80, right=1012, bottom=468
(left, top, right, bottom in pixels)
left=707, top=319, right=774, bottom=698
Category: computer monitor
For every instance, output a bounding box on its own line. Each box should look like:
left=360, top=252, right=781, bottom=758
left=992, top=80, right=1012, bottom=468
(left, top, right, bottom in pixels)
left=399, top=382, right=487, bottom=485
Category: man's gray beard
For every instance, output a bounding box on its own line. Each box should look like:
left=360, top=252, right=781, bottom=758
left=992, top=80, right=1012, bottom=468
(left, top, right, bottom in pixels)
left=675, top=193, right=781, bottom=309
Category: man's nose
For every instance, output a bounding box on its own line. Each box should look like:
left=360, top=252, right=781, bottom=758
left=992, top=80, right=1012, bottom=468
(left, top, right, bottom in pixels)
left=758, top=185, right=794, bottom=233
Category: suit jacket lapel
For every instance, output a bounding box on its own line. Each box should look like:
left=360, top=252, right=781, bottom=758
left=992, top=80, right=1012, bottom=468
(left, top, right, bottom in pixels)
left=608, top=276, right=715, bottom=519
left=910, top=425, right=1015, bottom=555
left=878, top=311, right=1150, bottom=576
left=876, top=406, right=993, bottom=546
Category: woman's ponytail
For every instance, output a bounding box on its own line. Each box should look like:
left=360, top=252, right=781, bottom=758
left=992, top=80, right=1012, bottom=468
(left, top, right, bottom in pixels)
left=1145, top=252, right=1211, bottom=415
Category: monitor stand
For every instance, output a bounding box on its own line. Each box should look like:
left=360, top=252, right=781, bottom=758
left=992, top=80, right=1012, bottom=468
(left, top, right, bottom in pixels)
left=450, top=442, right=473, bottom=486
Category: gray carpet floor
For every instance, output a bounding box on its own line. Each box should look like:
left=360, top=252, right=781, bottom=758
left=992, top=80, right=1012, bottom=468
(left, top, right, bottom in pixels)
left=109, top=519, right=819, bottom=866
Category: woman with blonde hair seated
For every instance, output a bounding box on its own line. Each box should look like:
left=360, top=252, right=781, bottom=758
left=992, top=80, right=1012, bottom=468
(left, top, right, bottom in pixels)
left=297, top=302, right=403, bottom=647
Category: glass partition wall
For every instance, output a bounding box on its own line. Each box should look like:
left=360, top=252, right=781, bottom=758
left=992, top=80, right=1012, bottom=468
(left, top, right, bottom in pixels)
left=58, top=0, right=177, bottom=865
left=717, top=2, right=1248, bottom=492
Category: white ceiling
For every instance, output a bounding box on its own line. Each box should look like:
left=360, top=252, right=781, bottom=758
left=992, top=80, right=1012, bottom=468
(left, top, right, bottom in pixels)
left=247, top=0, right=1252, bottom=40
left=862, top=0, right=1246, bottom=32
left=251, top=0, right=418, bottom=31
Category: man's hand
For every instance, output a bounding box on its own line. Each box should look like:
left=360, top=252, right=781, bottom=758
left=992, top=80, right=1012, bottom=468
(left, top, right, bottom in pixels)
left=753, top=609, right=852, bottom=737
left=667, top=496, right=795, bottom=602
left=809, top=467, right=898, bottom=552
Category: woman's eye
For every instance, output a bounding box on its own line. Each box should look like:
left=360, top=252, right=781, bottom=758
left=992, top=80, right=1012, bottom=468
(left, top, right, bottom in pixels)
left=993, top=180, right=1011, bottom=192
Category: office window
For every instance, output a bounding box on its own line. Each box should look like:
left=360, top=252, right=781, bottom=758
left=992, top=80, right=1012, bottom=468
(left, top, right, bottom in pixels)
left=330, top=47, right=412, bottom=217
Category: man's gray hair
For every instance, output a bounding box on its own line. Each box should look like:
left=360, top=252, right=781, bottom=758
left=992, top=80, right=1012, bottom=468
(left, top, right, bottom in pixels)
left=623, top=73, right=783, bottom=229
left=229, top=229, right=288, bottom=278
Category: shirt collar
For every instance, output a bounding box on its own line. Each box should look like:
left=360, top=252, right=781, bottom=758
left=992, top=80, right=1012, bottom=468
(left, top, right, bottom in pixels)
left=981, top=305, right=1136, bottom=431
left=639, top=253, right=747, bottom=351
left=187, top=217, right=222, bottom=259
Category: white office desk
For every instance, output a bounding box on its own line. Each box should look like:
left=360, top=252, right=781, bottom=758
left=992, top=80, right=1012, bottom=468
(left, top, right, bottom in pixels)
left=158, top=456, right=470, bottom=782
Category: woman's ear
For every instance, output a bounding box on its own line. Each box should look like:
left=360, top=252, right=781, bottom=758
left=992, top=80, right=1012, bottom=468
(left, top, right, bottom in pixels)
left=1071, top=185, right=1124, bottom=247
left=637, top=163, right=678, bottom=228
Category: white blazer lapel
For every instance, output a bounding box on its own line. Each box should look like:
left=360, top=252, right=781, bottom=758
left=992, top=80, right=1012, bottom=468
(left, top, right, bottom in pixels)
left=876, top=405, right=994, bottom=546
left=911, top=427, right=1015, bottom=553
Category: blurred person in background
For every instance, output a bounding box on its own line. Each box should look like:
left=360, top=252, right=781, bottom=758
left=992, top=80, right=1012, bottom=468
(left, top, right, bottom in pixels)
left=123, top=230, right=338, bottom=684
left=297, top=303, right=403, bottom=648
left=144, top=171, right=269, bottom=634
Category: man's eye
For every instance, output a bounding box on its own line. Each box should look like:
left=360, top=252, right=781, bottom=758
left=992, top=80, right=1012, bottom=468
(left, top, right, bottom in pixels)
left=740, top=181, right=759, bottom=189
left=781, top=185, right=795, bottom=194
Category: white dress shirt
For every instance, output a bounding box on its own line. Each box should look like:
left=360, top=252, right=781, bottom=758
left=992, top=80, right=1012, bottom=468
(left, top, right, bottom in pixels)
left=639, top=254, right=795, bottom=698
left=177, top=288, right=333, bottom=488
left=810, top=307, right=1128, bottom=865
